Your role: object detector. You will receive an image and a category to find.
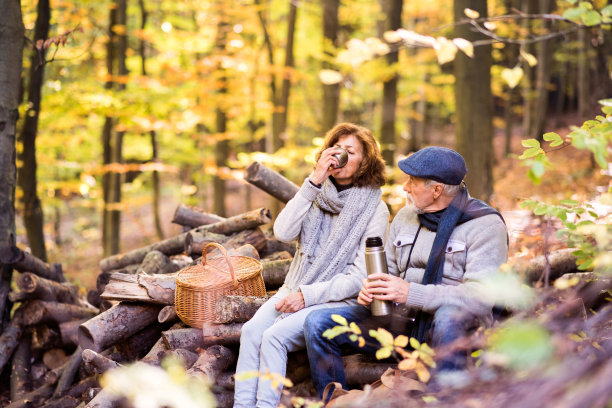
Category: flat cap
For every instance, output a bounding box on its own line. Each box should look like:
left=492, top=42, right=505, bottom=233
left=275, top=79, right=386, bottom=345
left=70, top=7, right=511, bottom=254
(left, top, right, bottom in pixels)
left=398, top=146, right=467, bottom=185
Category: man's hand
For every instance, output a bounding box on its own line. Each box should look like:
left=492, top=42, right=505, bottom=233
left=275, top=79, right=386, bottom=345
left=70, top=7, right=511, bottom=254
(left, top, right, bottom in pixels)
left=275, top=291, right=306, bottom=313
left=358, top=273, right=410, bottom=306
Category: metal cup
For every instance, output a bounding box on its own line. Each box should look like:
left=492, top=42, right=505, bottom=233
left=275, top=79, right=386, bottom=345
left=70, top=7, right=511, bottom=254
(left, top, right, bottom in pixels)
left=331, top=147, right=348, bottom=168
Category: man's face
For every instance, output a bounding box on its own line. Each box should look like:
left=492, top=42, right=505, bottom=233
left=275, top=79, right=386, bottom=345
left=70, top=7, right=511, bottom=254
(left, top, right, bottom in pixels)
left=403, top=176, right=436, bottom=212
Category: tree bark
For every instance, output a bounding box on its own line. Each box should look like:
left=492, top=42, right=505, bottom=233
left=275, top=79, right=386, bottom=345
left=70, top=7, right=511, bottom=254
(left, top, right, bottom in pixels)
left=0, top=0, right=24, bottom=332
left=186, top=345, right=236, bottom=382
left=59, top=318, right=88, bottom=347
left=78, top=302, right=162, bottom=352
left=522, top=248, right=581, bottom=284
left=183, top=230, right=229, bottom=256
left=322, top=0, right=340, bottom=132
left=82, top=349, right=121, bottom=374
left=39, top=395, right=80, bottom=408
left=454, top=0, right=493, bottom=201
left=114, top=323, right=165, bottom=360
left=140, top=335, right=168, bottom=365
left=0, top=307, right=23, bottom=373
left=244, top=161, right=299, bottom=204
left=278, top=2, right=298, bottom=149
left=201, top=322, right=242, bottom=347
left=259, top=238, right=296, bottom=258
left=85, top=389, right=120, bottom=408
left=11, top=272, right=77, bottom=303
left=21, top=300, right=97, bottom=326
left=0, top=244, right=64, bottom=282
left=213, top=5, right=229, bottom=217
left=100, top=272, right=176, bottom=304
left=172, top=204, right=225, bottom=228
left=17, top=0, right=50, bottom=262
left=187, top=228, right=267, bottom=257
left=214, top=295, right=268, bottom=324
left=5, top=384, right=55, bottom=408
left=262, top=258, right=292, bottom=289
left=32, top=325, right=61, bottom=350
left=10, top=334, right=31, bottom=400
left=159, top=348, right=199, bottom=369
left=53, top=346, right=83, bottom=397
left=378, top=0, right=403, bottom=168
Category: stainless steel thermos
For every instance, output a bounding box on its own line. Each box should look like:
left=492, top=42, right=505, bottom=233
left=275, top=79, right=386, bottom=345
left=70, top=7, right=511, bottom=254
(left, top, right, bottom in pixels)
left=331, top=147, right=348, bottom=168
left=365, top=236, right=392, bottom=316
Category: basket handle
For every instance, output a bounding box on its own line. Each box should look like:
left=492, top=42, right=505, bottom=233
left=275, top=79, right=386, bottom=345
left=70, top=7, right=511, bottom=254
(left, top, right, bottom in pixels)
left=201, top=242, right=238, bottom=288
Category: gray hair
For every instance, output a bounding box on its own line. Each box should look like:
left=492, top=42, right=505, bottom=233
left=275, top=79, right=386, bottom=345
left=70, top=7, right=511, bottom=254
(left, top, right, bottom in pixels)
left=424, top=179, right=463, bottom=196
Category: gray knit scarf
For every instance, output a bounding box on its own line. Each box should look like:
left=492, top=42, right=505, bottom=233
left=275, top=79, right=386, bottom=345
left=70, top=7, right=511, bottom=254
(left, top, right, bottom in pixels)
left=296, top=177, right=382, bottom=286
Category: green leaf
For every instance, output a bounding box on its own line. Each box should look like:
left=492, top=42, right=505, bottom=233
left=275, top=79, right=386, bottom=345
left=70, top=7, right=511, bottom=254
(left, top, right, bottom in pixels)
left=534, top=204, right=550, bottom=216
left=376, top=347, right=392, bottom=360
left=588, top=211, right=598, bottom=218
left=560, top=199, right=580, bottom=206
left=323, top=326, right=351, bottom=339
left=409, top=337, right=420, bottom=350
left=531, top=161, right=546, bottom=179
left=521, top=139, right=541, bottom=148
left=582, top=10, right=602, bottom=26
left=602, top=106, right=612, bottom=115
left=520, top=147, right=543, bottom=160
left=563, top=7, right=586, bottom=20
left=488, top=320, right=553, bottom=370
left=578, top=2, right=592, bottom=10
left=349, top=334, right=358, bottom=342
left=602, top=5, right=612, bottom=17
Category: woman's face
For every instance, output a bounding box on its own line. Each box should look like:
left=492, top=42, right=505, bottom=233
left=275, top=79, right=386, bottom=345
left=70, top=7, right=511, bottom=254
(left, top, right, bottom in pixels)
left=330, top=134, right=364, bottom=185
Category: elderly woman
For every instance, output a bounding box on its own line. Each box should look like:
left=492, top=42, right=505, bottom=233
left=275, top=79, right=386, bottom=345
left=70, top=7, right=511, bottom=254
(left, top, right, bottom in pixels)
left=233, top=123, right=389, bottom=408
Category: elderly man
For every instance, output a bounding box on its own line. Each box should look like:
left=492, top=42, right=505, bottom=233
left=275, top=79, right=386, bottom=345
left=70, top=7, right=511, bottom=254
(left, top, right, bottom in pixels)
left=303, top=146, right=508, bottom=398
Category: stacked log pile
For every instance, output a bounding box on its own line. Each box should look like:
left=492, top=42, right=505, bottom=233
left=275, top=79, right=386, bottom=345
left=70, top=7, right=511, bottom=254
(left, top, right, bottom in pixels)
left=0, top=162, right=596, bottom=408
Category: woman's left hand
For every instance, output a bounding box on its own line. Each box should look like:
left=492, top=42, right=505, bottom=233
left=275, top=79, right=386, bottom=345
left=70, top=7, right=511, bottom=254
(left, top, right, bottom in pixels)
left=275, top=291, right=306, bottom=313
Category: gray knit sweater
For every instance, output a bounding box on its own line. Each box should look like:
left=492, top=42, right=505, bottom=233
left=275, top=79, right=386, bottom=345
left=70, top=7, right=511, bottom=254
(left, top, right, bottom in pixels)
left=386, top=205, right=508, bottom=316
left=274, top=178, right=389, bottom=308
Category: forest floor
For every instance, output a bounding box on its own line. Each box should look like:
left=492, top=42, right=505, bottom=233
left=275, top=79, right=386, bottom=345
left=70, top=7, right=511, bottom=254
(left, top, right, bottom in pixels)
left=31, top=118, right=611, bottom=292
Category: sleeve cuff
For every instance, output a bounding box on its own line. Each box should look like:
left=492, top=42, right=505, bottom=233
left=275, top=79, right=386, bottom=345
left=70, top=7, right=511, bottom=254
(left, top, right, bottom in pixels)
left=299, top=284, right=316, bottom=308
left=405, top=283, right=427, bottom=310
left=300, top=177, right=321, bottom=202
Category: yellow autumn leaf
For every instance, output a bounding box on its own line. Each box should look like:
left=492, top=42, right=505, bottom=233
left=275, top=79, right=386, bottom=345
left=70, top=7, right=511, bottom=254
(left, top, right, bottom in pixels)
left=464, top=8, right=480, bottom=19
left=376, top=328, right=395, bottom=347
left=554, top=276, right=580, bottom=290
left=394, top=335, right=409, bottom=348
left=398, top=358, right=417, bottom=371
left=453, top=38, right=474, bottom=57
left=376, top=347, right=392, bottom=360
left=434, top=37, right=458, bottom=64
left=415, top=362, right=431, bottom=383
left=318, top=70, right=343, bottom=85
left=501, top=66, right=524, bottom=89
left=365, top=37, right=390, bottom=55
left=484, top=21, right=497, bottom=30
left=358, top=337, right=365, bottom=348
left=111, top=24, right=126, bottom=35
left=520, top=49, right=538, bottom=67
left=349, top=322, right=362, bottom=335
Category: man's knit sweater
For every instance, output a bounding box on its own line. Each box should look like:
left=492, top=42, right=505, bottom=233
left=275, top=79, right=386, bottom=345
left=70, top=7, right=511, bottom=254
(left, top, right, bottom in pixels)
left=274, top=178, right=389, bottom=308
left=386, top=205, right=508, bottom=316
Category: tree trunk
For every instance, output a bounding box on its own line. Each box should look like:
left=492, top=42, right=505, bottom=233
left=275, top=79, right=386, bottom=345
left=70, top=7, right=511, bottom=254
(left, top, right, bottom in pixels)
left=577, top=26, right=589, bottom=119
left=322, top=0, right=340, bottom=132
left=172, top=203, right=225, bottom=228
left=0, top=0, right=24, bottom=332
left=278, top=2, right=298, bottom=147
left=213, top=7, right=229, bottom=217
left=78, top=302, right=162, bottom=352
left=0, top=244, right=64, bottom=282
left=17, top=0, right=50, bottom=262
left=379, top=0, right=403, bottom=168
left=454, top=0, right=493, bottom=200
left=244, top=161, right=299, bottom=203
left=10, top=334, right=31, bottom=400
left=521, top=0, right=538, bottom=137
left=214, top=295, right=268, bottom=324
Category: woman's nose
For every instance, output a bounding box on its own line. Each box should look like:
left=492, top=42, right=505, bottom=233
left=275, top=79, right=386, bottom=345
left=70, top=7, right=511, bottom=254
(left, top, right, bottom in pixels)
left=403, top=182, right=410, bottom=192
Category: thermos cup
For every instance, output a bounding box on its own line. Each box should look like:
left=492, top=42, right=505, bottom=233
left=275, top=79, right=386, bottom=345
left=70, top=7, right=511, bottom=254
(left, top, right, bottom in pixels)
left=365, top=236, right=392, bottom=316
left=331, top=147, right=348, bottom=168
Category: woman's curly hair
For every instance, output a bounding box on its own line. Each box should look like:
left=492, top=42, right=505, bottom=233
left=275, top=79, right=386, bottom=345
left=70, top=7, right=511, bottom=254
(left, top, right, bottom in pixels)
left=315, top=122, right=386, bottom=187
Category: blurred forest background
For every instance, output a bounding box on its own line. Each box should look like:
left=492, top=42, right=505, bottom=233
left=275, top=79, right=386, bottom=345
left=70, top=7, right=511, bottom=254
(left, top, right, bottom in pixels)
left=2, top=0, right=611, bottom=291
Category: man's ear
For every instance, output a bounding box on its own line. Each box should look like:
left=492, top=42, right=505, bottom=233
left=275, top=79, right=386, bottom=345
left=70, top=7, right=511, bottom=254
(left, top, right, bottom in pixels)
left=433, top=184, right=443, bottom=199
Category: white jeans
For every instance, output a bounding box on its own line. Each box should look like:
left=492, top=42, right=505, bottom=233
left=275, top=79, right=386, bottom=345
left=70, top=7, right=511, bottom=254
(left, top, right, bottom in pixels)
left=233, top=288, right=346, bottom=408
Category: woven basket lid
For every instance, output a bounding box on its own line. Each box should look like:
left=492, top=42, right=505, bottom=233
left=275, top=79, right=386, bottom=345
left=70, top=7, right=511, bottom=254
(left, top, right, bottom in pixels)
left=176, top=243, right=262, bottom=290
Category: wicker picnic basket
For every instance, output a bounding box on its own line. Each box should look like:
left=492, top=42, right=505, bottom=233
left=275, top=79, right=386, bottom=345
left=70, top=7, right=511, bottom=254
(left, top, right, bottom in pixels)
left=175, top=242, right=265, bottom=328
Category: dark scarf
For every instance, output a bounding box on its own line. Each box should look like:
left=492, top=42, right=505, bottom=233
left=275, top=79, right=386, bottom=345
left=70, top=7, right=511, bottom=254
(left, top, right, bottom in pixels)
left=410, top=186, right=505, bottom=342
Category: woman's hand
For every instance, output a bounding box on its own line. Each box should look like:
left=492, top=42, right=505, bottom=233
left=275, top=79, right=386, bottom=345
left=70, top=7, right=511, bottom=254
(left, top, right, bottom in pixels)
left=310, top=147, right=342, bottom=186
left=358, top=274, right=410, bottom=305
left=275, top=291, right=306, bottom=313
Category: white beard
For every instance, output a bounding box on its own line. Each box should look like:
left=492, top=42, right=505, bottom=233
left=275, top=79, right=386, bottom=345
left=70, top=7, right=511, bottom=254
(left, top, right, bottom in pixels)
left=406, top=193, right=425, bottom=214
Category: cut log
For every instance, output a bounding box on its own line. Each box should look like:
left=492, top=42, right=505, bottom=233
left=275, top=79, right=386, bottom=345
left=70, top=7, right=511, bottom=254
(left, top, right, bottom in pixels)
left=187, top=228, right=267, bottom=257
left=228, top=244, right=260, bottom=260
left=215, top=371, right=235, bottom=390
left=22, top=300, right=97, bottom=326
left=136, top=250, right=179, bottom=275
left=11, top=272, right=77, bottom=303
left=140, top=336, right=167, bottom=366
left=213, top=390, right=234, bottom=408
left=84, top=389, right=120, bottom=408
left=43, top=348, right=68, bottom=370
left=186, top=345, right=236, bottom=382
left=183, top=231, right=229, bottom=257
left=201, top=322, right=243, bottom=347
left=99, top=208, right=271, bottom=272
left=54, top=346, right=83, bottom=397
left=5, top=384, right=55, bottom=408
left=262, top=259, right=292, bottom=289
left=259, top=238, right=297, bottom=258
left=86, top=290, right=101, bottom=309
left=100, top=273, right=176, bottom=304
left=214, top=295, right=268, bottom=324
left=244, top=161, right=300, bottom=203
left=172, top=203, right=226, bottom=228
left=10, top=334, right=31, bottom=401
left=40, top=395, right=80, bottom=408
left=261, top=251, right=292, bottom=262
left=114, top=323, right=166, bottom=361
left=62, top=377, right=98, bottom=400
left=161, top=327, right=203, bottom=352
left=78, top=303, right=162, bottom=352
left=0, top=244, right=65, bottom=282
left=159, top=348, right=199, bottom=369
left=82, top=349, right=121, bottom=374
left=60, top=319, right=89, bottom=347
left=522, top=248, right=582, bottom=284
left=158, top=305, right=178, bottom=324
